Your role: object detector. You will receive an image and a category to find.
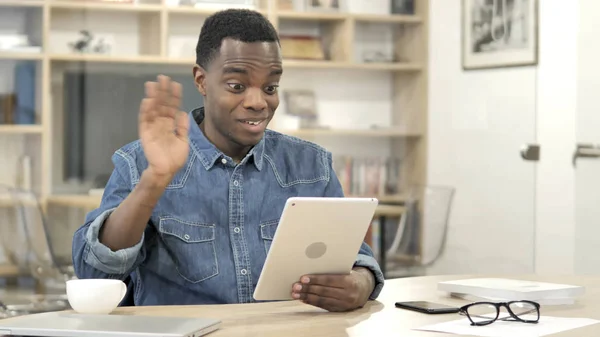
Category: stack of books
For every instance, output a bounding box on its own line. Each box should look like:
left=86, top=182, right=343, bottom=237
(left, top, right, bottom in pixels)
left=438, top=278, right=586, bottom=306
left=333, top=155, right=401, bottom=197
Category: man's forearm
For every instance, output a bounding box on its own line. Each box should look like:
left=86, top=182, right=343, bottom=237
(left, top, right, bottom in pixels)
left=99, top=169, right=171, bottom=251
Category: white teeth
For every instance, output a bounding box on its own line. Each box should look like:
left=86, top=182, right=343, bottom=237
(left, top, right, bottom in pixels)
left=245, top=121, right=261, bottom=125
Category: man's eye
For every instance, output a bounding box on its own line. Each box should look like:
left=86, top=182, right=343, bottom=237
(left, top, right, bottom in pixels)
left=228, top=83, right=245, bottom=91
left=265, top=85, right=279, bottom=94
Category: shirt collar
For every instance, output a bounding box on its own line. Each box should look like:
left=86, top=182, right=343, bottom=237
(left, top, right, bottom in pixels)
left=187, top=107, right=265, bottom=171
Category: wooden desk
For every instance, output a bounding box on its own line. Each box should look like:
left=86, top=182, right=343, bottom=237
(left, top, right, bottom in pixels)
left=105, top=274, right=600, bottom=336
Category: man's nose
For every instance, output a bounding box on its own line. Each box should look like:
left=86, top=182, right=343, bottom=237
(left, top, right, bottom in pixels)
left=243, top=88, right=268, bottom=112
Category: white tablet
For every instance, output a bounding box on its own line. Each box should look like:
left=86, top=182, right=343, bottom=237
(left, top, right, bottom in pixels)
left=253, top=197, right=379, bottom=301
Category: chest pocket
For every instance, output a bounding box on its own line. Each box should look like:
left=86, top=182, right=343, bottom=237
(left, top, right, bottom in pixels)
left=158, top=217, right=219, bottom=283
left=260, top=219, right=279, bottom=255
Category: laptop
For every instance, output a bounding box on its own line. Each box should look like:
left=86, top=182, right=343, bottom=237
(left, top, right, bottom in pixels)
left=0, top=311, right=221, bottom=337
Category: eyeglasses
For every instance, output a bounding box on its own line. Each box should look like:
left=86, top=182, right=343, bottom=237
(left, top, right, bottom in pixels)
left=459, top=300, right=541, bottom=326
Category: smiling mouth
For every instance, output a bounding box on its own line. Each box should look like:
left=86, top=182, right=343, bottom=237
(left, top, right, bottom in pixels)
left=240, top=120, right=265, bottom=126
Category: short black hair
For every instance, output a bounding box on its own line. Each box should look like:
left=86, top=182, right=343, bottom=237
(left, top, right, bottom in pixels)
left=195, top=9, right=280, bottom=69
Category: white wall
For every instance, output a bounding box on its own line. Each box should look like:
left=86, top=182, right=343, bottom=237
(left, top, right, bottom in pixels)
left=427, top=0, right=600, bottom=277
left=567, top=0, right=600, bottom=276
left=426, top=0, right=539, bottom=275
left=533, top=0, right=578, bottom=275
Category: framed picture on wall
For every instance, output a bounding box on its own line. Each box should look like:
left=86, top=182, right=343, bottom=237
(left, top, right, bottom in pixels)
left=462, top=0, right=538, bottom=70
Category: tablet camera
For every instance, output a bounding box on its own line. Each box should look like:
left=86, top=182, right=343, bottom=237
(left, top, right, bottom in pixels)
left=305, top=242, right=327, bottom=259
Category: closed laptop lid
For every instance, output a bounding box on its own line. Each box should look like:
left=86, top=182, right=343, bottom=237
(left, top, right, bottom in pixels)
left=0, top=311, right=221, bottom=337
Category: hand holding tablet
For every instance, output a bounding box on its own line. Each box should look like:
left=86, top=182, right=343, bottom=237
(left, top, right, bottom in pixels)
left=290, top=267, right=376, bottom=312
left=253, top=197, right=379, bottom=311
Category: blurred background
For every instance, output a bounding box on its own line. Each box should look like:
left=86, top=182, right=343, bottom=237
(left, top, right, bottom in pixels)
left=0, top=0, right=598, bottom=318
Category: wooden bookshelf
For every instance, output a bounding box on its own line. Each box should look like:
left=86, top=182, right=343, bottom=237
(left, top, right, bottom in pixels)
left=0, top=0, right=429, bottom=257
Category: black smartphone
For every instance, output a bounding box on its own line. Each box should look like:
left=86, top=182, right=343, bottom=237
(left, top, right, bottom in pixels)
left=395, top=301, right=460, bottom=314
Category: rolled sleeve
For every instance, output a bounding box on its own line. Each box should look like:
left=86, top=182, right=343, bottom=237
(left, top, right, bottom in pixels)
left=354, top=252, right=385, bottom=300
left=72, top=145, right=148, bottom=280
left=84, top=207, right=145, bottom=275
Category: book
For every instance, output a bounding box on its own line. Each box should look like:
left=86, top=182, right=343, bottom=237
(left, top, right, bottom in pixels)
left=449, top=292, right=576, bottom=306
left=437, top=278, right=585, bottom=302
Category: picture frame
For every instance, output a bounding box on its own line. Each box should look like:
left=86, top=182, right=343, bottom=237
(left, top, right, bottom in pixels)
left=462, top=0, right=538, bottom=70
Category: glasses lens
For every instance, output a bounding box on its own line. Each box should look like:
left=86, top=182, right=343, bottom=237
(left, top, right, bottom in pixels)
left=508, top=301, right=539, bottom=322
left=466, top=303, right=498, bottom=324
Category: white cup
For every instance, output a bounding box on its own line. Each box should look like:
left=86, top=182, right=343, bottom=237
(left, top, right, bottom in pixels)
left=66, top=279, right=127, bottom=314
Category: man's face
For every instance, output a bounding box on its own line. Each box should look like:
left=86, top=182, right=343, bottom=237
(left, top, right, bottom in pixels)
left=194, top=38, right=282, bottom=149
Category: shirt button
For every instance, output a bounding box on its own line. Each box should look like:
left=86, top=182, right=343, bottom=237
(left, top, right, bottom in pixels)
left=183, top=234, right=190, bottom=240
left=221, top=158, right=227, bottom=165
left=234, top=227, right=240, bottom=234
left=233, top=180, right=239, bottom=187
left=240, top=269, right=247, bottom=275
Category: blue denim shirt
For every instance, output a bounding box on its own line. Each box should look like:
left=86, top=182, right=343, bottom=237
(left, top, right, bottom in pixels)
left=72, top=107, right=384, bottom=306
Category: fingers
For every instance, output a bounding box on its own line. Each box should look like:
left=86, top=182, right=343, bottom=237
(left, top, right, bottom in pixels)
left=291, top=277, right=355, bottom=312
left=170, top=79, right=183, bottom=110
left=142, top=75, right=182, bottom=121
left=156, top=75, right=177, bottom=120
left=291, top=274, right=367, bottom=312
left=138, top=97, right=155, bottom=126
left=175, top=110, right=190, bottom=141
left=293, top=282, right=346, bottom=300
left=299, top=292, right=348, bottom=312
left=299, top=275, right=347, bottom=289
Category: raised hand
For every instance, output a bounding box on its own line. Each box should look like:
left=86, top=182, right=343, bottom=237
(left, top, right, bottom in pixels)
left=139, top=75, right=190, bottom=185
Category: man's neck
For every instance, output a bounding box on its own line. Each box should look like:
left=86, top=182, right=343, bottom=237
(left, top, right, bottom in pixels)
left=198, top=120, right=251, bottom=163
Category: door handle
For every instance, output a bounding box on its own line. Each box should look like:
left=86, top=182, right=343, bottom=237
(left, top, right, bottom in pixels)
left=573, top=143, right=600, bottom=167
left=521, top=144, right=540, bottom=161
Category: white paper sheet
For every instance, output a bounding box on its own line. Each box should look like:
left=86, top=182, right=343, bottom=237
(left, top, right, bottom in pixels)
left=414, top=316, right=600, bottom=337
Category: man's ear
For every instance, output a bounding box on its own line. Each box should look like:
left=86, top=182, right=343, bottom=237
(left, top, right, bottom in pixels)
left=193, top=65, right=207, bottom=96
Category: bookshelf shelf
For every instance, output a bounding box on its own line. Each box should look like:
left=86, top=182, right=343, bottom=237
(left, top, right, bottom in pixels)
left=49, top=1, right=162, bottom=12
left=44, top=194, right=406, bottom=216
left=0, top=1, right=44, bottom=7
left=374, top=205, right=406, bottom=217
left=353, top=13, right=422, bottom=24
left=45, top=194, right=101, bottom=209
left=48, top=54, right=421, bottom=71
left=277, top=11, right=346, bottom=21
left=278, top=128, right=421, bottom=138
left=0, top=264, right=20, bottom=277
left=0, top=125, right=43, bottom=134
left=49, top=54, right=165, bottom=64
left=167, top=5, right=266, bottom=16
left=0, top=52, right=43, bottom=61
left=276, top=11, right=422, bottom=24
left=348, top=194, right=406, bottom=203
left=282, top=60, right=422, bottom=71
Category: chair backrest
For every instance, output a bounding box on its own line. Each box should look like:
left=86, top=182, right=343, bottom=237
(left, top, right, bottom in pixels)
left=0, top=185, right=31, bottom=273
left=12, top=188, right=70, bottom=280
left=390, top=185, right=455, bottom=267
left=0, top=184, right=69, bottom=281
